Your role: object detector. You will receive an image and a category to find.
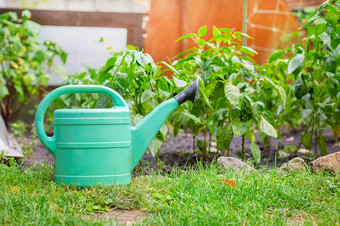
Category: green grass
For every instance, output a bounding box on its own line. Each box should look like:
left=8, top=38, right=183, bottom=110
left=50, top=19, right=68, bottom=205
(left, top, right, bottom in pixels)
left=0, top=162, right=339, bottom=225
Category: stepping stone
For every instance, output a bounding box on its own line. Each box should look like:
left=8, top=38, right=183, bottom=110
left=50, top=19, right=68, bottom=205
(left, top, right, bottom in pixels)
left=96, top=209, right=146, bottom=225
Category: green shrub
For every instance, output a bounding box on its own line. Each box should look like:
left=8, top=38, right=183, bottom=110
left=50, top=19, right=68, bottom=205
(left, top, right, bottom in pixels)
left=0, top=10, right=67, bottom=125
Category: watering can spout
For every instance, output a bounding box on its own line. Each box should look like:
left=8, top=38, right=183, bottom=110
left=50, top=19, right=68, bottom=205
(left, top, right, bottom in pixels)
left=130, top=79, right=200, bottom=170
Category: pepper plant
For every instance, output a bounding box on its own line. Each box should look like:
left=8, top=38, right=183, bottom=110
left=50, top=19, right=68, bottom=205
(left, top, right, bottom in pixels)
left=0, top=10, right=67, bottom=126
left=96, top=49, right=172, bottom=164
left=164, top=26, right=285, bottom=163
left=267, top=0, right=340, bottom=156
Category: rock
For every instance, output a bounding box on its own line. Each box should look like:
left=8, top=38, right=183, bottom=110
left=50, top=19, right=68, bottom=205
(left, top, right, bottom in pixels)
left=298, top=148, right=311, bottom=154
left=285, top=136, right=294, bottom=142
left=309, top=152, right=340, bottom=173
left=217, top=157, right=255, bottom=172
left=0, top=116, right=23, bottom=158
left=279, top=157, right=305, bottom=174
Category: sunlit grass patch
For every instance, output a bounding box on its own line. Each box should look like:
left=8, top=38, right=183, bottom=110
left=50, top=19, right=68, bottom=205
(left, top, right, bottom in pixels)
left=0, top=162, right=339, bottom=225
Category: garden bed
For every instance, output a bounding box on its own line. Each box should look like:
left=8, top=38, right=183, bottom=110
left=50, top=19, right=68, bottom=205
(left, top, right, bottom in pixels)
left=22, top=129, right=339, bottom=172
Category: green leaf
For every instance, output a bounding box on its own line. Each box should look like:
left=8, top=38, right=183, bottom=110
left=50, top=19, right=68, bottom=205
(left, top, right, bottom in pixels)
left=212, top=26, right=222, bottom=44
left=246, top=128, right=255, bottom=142
left=239, top=46, right=258, bottom=56
left=173, top=77, right=187, bottom=87
left=199, top=83, right=213, bottom=109
left=288, top=54, right=304, bottom=74
left=301, top=109, right=313, bottom=118
left=330, top=38, right=340, bottom=50
left=231, top=119, right=252, bottom=137
left=176, top=33, right=196, bottom=42
left=23, top=73, right=35, bottom=86
left=325, top=9, right=339, bottom=27
left=276, top=85, right=286, bottom=108
left=159, top=124, right=168, bottom=142
left=198, top=25, right=207, bottom=37
left=134, top=51, right=152, bottom=68
left=148, top=137, right=162, bottom=157
left=39, top=73, right=50, bottom=87
left=218, top=123, right=234, bottom=151
left=300, top=0, right=329, bottom=28
left=208, top=108, right=228, bottom=136
left=14, top=84, right=25, bottom=102
left=259, top=116, right=277, bottom=138
left=0, top=85, right=9, bottom=99
left=336, top=24, right=340, bottom=35
left=314, top=23, right=326, bottom=36
left=141, top=90, right=156, bottom=103
left=98, top=72, right=111, bottom=84
left=161, top=61, right=180, bottom=76
left=181, top=111, right=202, bottom=124
left=130, top=114, right=144, bottom=127
left=319, top=135, right=328, bottom=156
left=268, top=50, right=286, bottom=63
left=319, top=32, right=331, bottom=46
left=301, top=131, right=311, bottom=150
left=23, top=20, right=40, bottom=35
left=250, top=142, right=261, bottom=164
left=225, top=82, right=242, bottom=109
left=21, top=10, right=31, bottom=20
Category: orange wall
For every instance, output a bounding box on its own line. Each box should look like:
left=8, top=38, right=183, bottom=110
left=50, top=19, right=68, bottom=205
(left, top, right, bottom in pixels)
left=145, top=0, right=302, bottom=65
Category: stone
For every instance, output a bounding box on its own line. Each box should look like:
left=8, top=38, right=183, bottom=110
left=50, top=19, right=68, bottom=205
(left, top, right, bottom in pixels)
left=217, top=157, right=256, bottom=172
left=84, top=209, right=146, bottom=225
left=0, top=116, right=23, bottom=158
left=309, top=152, right=340, bottom=173
left=279, top=157, right=305, bottom=174
left=297, top=148, right=311, bottom=154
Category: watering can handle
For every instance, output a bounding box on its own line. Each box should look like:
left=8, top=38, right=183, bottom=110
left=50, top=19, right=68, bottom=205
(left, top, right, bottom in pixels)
left=35, top=85, right=128, bottom=155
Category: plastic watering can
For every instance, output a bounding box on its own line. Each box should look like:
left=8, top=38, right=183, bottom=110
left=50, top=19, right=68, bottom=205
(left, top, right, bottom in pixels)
left=35, top=79, right=199, bottom=186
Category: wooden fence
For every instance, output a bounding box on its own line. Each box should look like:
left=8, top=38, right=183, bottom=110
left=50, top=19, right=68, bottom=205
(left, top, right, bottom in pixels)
left=0, top=8, right=145, bottom=49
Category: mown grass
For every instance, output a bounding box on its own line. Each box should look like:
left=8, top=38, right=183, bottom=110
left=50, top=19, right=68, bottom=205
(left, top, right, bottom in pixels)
left=0, top=161, right=339, bottom=225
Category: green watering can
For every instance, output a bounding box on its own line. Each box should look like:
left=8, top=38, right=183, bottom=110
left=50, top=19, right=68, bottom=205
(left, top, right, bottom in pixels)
left=35, top=80, right=199, bottom=186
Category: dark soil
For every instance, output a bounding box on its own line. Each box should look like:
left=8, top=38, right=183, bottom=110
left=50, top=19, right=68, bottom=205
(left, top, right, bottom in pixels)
left=21, top=129, right=339, bottom=172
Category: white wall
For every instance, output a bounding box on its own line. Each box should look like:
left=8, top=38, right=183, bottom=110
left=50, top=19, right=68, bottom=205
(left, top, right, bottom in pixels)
left=39, top=26, right=127, bottom=85
left=2, top=0, right=150, bottom=13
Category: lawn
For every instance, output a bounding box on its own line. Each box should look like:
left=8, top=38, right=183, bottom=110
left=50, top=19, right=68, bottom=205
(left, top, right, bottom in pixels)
left=1, top=162, right=339, bottom=225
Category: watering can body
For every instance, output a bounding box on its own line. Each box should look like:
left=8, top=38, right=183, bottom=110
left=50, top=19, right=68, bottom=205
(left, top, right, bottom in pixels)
left=35, top=81, right=199, bottom=186
left=53, top=108, right=132, bottom=185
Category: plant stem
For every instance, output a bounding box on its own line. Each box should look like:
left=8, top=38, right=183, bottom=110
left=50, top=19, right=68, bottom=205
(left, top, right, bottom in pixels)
left=297, top=117, right=313, bottom=150
left=314, top=114, right=318, bottom=156
left=208, top=133, right=211, bottom=153
left=217, top=142, right=220, bottom=157
left=155, top=150, right=159, bottom=174
left=204, top=129, right=207, bottom=158
left=310, top=117, right=315, bottom=153
left=241, top=135, right=245, bottom=160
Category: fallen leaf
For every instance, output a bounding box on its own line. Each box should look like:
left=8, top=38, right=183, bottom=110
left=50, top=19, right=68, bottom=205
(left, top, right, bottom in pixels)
left=221, top=179, right=236, bottom=187
left=9, top=186, right=18, bottom=192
